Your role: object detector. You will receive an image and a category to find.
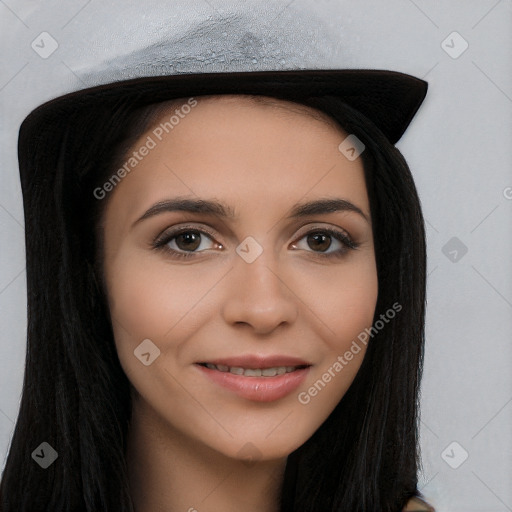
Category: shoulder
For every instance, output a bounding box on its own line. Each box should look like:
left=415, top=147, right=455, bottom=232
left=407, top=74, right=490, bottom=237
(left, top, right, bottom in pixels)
left=403, top=496, right=435, bottom=511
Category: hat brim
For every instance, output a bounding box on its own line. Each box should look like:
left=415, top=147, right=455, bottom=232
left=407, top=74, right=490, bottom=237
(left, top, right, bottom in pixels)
left=18, top=69, right=427, bottom=193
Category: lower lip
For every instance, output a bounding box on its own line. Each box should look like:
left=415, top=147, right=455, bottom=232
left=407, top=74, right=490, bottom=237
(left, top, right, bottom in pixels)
left=196, top=364, right=311, bottom=402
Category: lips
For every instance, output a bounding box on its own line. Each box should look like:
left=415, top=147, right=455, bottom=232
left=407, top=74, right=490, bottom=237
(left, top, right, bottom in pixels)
left=195, top=354, right=312, bottom=402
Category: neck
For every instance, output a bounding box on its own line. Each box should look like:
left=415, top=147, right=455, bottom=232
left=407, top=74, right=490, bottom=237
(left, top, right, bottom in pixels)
left=126, top=398, right=286, bottom=512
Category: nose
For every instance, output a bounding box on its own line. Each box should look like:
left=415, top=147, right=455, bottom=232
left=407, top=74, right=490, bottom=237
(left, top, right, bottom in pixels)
left=221, top=250, right=299, bottom=335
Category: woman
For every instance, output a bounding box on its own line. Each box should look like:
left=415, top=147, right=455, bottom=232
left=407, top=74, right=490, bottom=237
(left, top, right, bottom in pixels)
left=0, top=4, right=433, bottom=512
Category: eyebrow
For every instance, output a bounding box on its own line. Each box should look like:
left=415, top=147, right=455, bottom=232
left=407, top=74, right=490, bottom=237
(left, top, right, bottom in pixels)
left=133, top=196, right=369, bottom=227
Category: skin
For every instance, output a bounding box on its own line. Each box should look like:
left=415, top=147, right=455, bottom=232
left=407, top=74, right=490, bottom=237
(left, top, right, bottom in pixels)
left=101, top=95, right=378, bottom=512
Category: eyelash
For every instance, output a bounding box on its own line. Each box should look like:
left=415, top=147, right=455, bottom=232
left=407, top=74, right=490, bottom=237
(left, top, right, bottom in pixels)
left=152, top=224, right=360, bottom=260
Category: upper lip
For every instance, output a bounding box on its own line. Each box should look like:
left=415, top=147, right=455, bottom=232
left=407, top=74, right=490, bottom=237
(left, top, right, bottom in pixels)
left=197, top=354, right=312, bottom=369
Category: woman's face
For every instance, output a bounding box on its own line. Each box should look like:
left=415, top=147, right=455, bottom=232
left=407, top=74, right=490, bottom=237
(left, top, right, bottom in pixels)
left=101, top=95, right=378, bottom=462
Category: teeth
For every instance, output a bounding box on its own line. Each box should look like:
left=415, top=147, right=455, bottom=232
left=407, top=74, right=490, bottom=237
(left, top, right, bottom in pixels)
left=203, top=363, right=301, bottom=377
left=244, top=369, right=261, bottom=377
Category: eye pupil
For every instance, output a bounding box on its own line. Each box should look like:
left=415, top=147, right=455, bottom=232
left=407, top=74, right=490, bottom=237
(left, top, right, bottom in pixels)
left=307, top=233, right=331, bottom=252
left=177, top=232, right=201, bottom=251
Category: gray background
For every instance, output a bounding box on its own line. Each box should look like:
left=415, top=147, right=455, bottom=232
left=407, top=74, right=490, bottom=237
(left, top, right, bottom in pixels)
left=1, top=1, right=511, bottom=511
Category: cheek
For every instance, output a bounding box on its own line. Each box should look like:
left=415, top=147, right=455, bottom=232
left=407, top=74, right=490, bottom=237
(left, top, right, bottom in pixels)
left=292, top=253, right=378, bottom=412
left=107, top=257, right=169, bottom=341
left=296, top=252, right=378, bottom=350
left=105, top=249, right=220, bottom=367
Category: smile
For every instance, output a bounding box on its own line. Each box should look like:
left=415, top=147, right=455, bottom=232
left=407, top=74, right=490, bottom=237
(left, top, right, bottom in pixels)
left=198, top=362, right=308, bottom=377
left=195, top=362, right=311, bottom=402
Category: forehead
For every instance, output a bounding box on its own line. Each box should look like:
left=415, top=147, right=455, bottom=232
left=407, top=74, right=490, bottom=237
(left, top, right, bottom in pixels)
left=104, top=95, right=369, bottom=224
left=157, top=94, right=342, bottom=128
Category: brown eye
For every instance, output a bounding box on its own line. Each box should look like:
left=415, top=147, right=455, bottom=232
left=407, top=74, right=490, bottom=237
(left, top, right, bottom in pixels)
left=291, top=227, right=359, bottom=258
left=306, top=233, right=332, bottom=252
left=153, top=226, right=221, bottom=259
left=174, top=231, right=202, bottom=251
